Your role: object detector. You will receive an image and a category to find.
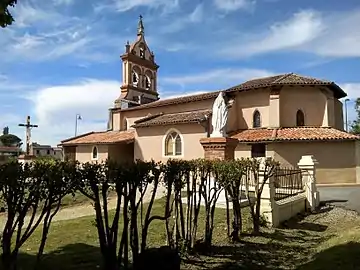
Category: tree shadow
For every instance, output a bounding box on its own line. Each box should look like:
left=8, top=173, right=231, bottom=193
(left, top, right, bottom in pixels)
left=185, top=210, right=335, bottom=269
left=297, top=242, right=360, bottom=270
left=15, top=243, right=102, bottom=270
left=13, top=244, right=181, bottom=270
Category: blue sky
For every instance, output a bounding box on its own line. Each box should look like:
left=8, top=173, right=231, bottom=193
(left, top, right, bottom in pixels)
left=1, top=0, right=360, bottom=146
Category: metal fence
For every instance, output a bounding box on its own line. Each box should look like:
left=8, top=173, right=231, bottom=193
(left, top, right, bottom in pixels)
left=273, top=167, right=304, bottom=201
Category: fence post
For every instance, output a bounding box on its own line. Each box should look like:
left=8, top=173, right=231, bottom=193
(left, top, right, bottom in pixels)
left=259, top=158, right=279, bottom=227
left=297, top=155, right=320, bottom=212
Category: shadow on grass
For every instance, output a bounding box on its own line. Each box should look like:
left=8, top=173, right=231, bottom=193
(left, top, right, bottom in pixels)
left=184, top=212, right=333, bottom=270
left=16, top=243, right=102, bottom=270
left=297, top=242, right=360, bottom=270
left=14, top=244, right=181, bottom=270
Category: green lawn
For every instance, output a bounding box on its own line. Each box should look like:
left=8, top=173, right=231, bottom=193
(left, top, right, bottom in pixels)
left=9, top=199, right=360, bottom=270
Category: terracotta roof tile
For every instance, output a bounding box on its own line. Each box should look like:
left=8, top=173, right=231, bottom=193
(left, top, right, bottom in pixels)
left=133, top=109, right=211, bottom=128
left=230, top=127, right=360, bottom=142
left=115, top=73, right=346, bottom=112
left=60, top=131, right=135, bottom=146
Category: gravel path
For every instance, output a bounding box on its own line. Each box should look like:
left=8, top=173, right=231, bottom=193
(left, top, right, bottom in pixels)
left=0, top=184, right=167, bottom=229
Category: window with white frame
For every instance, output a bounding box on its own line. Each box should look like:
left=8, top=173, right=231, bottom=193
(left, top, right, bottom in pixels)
left=164, top=131, right=182, bottom=156
left=92, top=146, right=98, bottom=160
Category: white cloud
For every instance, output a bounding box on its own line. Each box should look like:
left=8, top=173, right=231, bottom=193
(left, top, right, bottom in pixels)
left=53, top=0, right=74, bottom=5
left=340, top=83, right=360, bottom=100
left=29, top=79, right=120, bottom=125
left=218, top=10, right=324, bottom=57
left=160, top=3, right=204, bottom=33
left=213, top=0, right=255, bottom=12
left=162, top=68, right=275, bottom=87
left=11, top=1, right=64, bottom=28
left=18, top=79, right=121, bottom=145
left=217, top=9, right=360, bottom=59
left=95, top=0, right=179, bottom=14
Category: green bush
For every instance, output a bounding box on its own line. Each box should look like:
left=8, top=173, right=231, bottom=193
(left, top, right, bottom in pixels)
left=0, top=157, right=278, bottom=270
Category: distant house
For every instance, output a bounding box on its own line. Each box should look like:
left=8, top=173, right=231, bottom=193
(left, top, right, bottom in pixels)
left=0, top=127, right=21, bottom=164
left=30, top=143, right=63, bottom=160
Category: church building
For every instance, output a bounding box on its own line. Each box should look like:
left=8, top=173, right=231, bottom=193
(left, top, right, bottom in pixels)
left=60, top=16, right=360, bottom=186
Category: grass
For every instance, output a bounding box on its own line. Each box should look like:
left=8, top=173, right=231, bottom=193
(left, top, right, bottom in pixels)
left=6, top=199, right=360, bottom=270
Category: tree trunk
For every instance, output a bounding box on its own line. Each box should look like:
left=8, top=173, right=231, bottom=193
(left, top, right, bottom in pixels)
left=231, top=199, right=241, bottom=242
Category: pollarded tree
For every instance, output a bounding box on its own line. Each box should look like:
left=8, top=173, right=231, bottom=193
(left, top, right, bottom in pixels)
left=0, top=0, right=17, bottom=28
left=0, top=159, right=77, bottom=270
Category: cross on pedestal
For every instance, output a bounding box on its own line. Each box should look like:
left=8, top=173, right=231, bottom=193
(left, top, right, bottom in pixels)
left=18, top=116, right=38, bottom=156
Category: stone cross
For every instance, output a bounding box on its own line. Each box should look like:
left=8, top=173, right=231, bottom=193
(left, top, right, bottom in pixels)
left=18, top=116, right=38, bottom=156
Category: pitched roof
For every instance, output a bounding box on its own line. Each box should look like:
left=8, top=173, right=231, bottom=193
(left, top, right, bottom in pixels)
left=113, top=73, right=346, bottom=112
left=133, top=109, right=211, bottom=128
left=60, top=131, right=135, bottom=146
left=230, top=127, right=360, bottom=142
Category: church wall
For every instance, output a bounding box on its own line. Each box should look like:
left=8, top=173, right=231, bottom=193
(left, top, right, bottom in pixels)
left=234, top=144, right=251, bottom=158
left=76, top=145, right=108, bottom=163
left=280, top=86, right=327, bottom=127
left=267, top=141, right=358, bottom=184
left=233, top=88, right=270, bottom=130
left=134, top=123, right=207, bottom=162
left=334, top=99, right=345, bottom=130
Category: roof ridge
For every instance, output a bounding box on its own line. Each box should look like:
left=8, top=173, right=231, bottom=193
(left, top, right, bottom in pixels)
left=134, top=112, right=164, bottom=124
left=273, top=73, right=293, bottom=83
left=61, top=131, right=95, bottom=143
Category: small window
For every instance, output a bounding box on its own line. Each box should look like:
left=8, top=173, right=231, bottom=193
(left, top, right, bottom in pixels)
left=36, top=150, right=40, bottom=155
left=165, top=131, right=182, bottom=156
left=92, top=146, right=98, bottom=160
left=251, top=144, right=266, bottom=158
left=47, top=149, right=50, bottom=155
left=296, top=110, right=305, bottom=126
left=253, top=110, right=261, bottom=128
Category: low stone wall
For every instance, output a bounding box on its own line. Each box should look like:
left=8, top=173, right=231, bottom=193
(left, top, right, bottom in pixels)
left=273, top=192, right=306, bottom=226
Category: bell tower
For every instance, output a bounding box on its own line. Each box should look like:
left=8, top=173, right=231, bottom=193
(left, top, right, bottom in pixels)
left=115, top=15, right=159, bottom=109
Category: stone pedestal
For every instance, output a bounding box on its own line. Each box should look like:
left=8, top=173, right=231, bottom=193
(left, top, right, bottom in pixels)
left=18, top=154, right=36, bottom=164
left=199, top=137, right=238, bottom=160
left=199, top=137, right=239, bottom=206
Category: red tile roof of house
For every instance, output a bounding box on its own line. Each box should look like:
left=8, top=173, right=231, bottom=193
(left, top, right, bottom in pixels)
left=113, top=73, right=346, bottom=112
left=230, top=127, right=360, bottom=142
left=60, top=131, right=135, bottom=146
left=132, top=109, right=211, bottom=128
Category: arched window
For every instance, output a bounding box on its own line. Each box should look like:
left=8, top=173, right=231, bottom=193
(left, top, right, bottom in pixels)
left=132, top=70, right=139, bottom=87
left=164, top=131, right=182, bottom=156
left=123, top=118, right=128, bottom=131
left=92, top=146, right=98, bottom=160
left=145, top=75, right=151, bottom=90
left=296, top=110, right=305, bottom=126
left=253, top=110, right=261, bottom=128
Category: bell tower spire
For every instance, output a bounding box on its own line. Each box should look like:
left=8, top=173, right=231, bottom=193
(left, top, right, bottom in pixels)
left=114, top=15, right=160, bottom=109
left=137, top=15, right=144, bottom=36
